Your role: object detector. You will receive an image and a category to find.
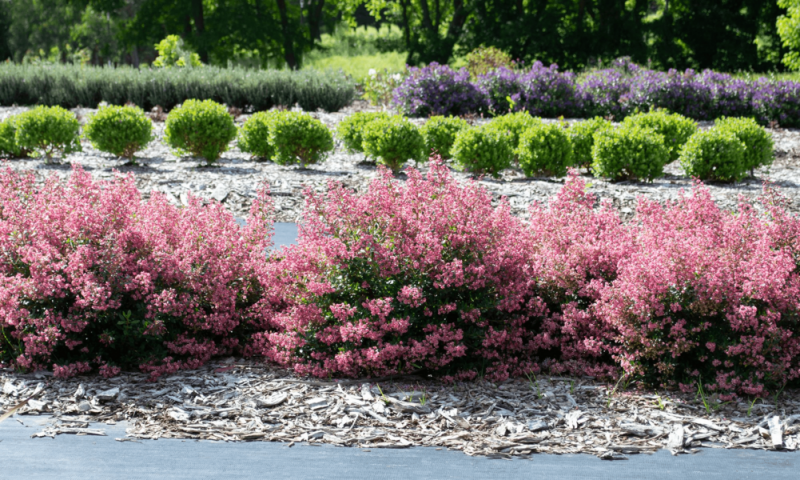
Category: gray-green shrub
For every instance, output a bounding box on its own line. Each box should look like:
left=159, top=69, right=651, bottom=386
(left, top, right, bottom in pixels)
left=622, top=110, right=697, bottom=162
left=591, top=125, right=668, bottom=181
left=336, top=111, right=390, bottom=154
left=0, top=64, right=356, bottom=113
left=679, top=128, right=747, bottom=182
left=421, top=115, right=469, bottom=159
left=238, top=111, right=278, bottom=160
left=0, top=116, right=29, bottom=158
left=714, top=116, right=774, bottom=174
left=14, top=106, right=81, bottom=161
left=269, top=111, right=334, bottom=168
left=568, top=117, right=612, bottom=169
left=362, top=116, right=426, bottom=171
left=516, top=123, right=573, bottom=177
left=83, top=105, right=153, bottom=161
left=164, top=99, right=237, bottom=164
left=451, top=125, right=513, bottom=177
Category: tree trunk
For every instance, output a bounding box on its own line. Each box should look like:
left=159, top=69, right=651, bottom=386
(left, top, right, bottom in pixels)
left=190, top=0, right=208, bottom=63
left=131, top=45, right=140, bottom=68
left=308, top=0, right=326, bottom=42
left=276, top=0, right=298, bottom=69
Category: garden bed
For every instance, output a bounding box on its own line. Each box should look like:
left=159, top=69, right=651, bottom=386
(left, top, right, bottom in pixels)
left=3, top=362, right=800, bottom=459
left=2, top=106, right=800, bottom=223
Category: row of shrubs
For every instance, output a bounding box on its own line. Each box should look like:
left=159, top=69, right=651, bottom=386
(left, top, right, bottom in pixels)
left=0, top=101, right=337, bottom=167
left=340, top=109, right=774, bottom=182
left=0, top=102, right=774, bottom=182
left=393, top=59, right=800, bottom=127
left=0, top=64, right=357, bottom=112
left=1, top=161, right=798, bottom=399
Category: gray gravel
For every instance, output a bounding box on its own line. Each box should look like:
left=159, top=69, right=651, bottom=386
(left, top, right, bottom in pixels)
left=3, top=105, right=800, bottom=222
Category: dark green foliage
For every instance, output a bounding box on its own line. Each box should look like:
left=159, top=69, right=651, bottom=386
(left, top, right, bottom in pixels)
left=591, top=125, right=669, bottom=181
left=14, top=106, right=81, bottom=161
left=516, top=123, right=573, bottom=177
left=421, top=115, right=469, bottom=159
left=83, top=105, right=153, bottom=160
left=336, top=111, right=390, bottom=154
left=679, top=128, right=747, bottom=182
left=362, top=116, right=426, bottom=171
left=0, top=116, right=30, bottom=158
left=622, top=110, right=697, bottom=162
left=268, top=111, right=334, bottom=168
left=238, top=111, right=278, bottom=161
left=0, top=65, right=356, bottom=113
left=163, top=99, right=237, bottom=164
left=568, top=117, right=612, bottom=169
left=451, top=126, right=513, bottom=177
left=714, top=117, right=774, bottom=173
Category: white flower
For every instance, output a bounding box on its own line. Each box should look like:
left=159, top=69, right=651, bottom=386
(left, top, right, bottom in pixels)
left=392, top=73, right=402, bottom=82
left=368, top=69, right=377, bottom=77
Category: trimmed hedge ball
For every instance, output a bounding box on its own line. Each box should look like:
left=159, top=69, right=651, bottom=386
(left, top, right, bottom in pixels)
left=451, top=125, right=513, bottom=177
left=591, top=125, right=668, bottom=181
left=14, top=106, right=81, bottom=161
left=336, top=111, right=390, bottom=154
left=83, top=105, right=153, bottom=161
left=421, top=115, right=469, bottom=159
left=0, top=116, right=30, bottom=158
left=622, top=109, right=697, bottom=162
left=714, top=116, right=774, bottom=174
left=568, top=117, right=612, bottom=169
left=516, top=123, right=573, bottom=177
left=164, top=99, right=237, bottom=165
left=238, top=111, right=278, bottom=161
left=269, top=111, right=334, bottom=168
left=362, top=115, right=426, bottom=171
left=679, top=128, right=747, bottom=182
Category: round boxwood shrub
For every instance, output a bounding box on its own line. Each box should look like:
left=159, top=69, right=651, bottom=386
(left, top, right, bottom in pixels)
left=164, top=99, right=237, bottom=165
left=516, top=123, right=573, bottom=177
left=421, top=115, right=469, bottom=159
left=14, top=106, right=81, bottom=162
left=83, top=105, right=153, bottom=162
left=362, top=115, right=426, bottom=171
left=484, top=111, right=541, bottom=151
left=679, top=128, right=746, bottom=182
left=568, top=117, right=612, bottom=170
left=0, top=116, right=30, bottom=158
left=268, top=111, right=334, bottom=168
left=714, top=116, right=774, bottom=174
left=451, top=125, right=513, bottom=177
left=591, top=125, right=669, bottom=181
left=336, top=111, right=390, bottom=154
left=622, top=110, right=697, bottom=162
left=238, top=111, right=278, bottom=161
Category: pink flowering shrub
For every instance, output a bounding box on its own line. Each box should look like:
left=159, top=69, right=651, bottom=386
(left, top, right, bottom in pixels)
left=0, top=165, right=278, bottom=379
left=593, top=184, right=800, bottom=398
left=261, top=159, right=545, bottom=381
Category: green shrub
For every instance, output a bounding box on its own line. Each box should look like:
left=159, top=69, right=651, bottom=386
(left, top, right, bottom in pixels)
left=678, top=128, right=747, bottom=182
left=14, top=106, right=81, bottom=161
left=362, top=116, right=426, bottom=171
left=484, top=111, right=541, bottom=151
left=269, top=111, right=334, bottom=168
left=516, top=123, right=573, bottom=177
left=622, top=110, right=697, bottom=162
left=336, top=111, right=390, bottom=154
left=591, top=125, right=668, bottom=181
left=238, top=111, right=278, bottom=160
left=451, top=125, right=513, bottom=177
left=714, top=116, right=774, bottom=173
left=464, top=46, right=514, bottom=78
left=83, top=105, right=153, bottom=161
left=152, top=35, right=203, bottom=68
left=0, top=116, right=30, bottom=158
left=164, top=99, right=237, bottom=165
left=0, top=64, right=356, bottom=113
left=421, top=115, right=469, bottom=159
left=568, top=117, right=612, bottom=169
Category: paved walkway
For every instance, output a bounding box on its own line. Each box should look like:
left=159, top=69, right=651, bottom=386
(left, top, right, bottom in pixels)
left=1, top=416, right=798, bottom=480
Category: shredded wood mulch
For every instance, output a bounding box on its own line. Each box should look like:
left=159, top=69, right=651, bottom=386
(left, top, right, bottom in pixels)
left=2, top=360, right=799, bottom=460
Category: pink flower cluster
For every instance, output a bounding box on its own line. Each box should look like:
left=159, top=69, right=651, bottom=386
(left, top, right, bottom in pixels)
left=0, top=165, right=279, bottom=379
left=3, top=159, right=799, bottom=398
